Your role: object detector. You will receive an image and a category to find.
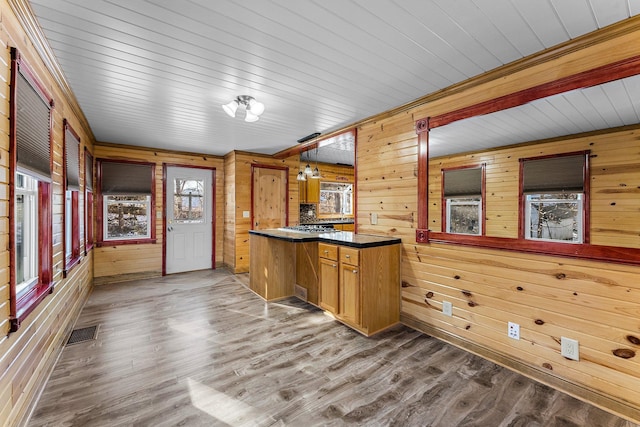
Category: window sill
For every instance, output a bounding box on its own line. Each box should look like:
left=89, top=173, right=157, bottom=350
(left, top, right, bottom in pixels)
left=84, top=243, right=94, bottom=256
left=11, top=281, right=55, bottom=332
left=96, top=238, right=156, bottom=247
left=416, top=229, right=640, bottom=266
left=63, top=256, right=82, bottom=278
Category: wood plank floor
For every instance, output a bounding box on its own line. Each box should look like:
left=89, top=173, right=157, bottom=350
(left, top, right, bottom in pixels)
left=28, top=269, right=638, bottom=427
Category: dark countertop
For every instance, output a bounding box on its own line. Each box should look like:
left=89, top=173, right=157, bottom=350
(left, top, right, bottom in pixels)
left=249, top=229, right=401, bottom=248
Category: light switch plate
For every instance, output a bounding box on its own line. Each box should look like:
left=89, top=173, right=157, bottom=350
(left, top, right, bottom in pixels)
left=508, top=322, right=520, bottom=340
left=561, top=337, right=579, bottom=361
left=442, top=301, right=453, bottom=317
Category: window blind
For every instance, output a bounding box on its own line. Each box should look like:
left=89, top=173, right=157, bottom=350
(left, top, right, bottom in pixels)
left=522, top=155, right=584, bottom=193
left=85, top=153, right=93, bottom=191
left=65, top=127, right=80, bottom=190
left=100, top=161, right=153, bottom=194
left=443, top=167, right=482, bottom=197
left=16, top=72, right=51, bottom=182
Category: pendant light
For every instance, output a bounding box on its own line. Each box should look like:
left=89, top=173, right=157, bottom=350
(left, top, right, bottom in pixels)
left=303, top=148, right=313, bottom=175
left=297, top=150, right=307, bottom=181
left=310, top=144, right=321, bottom=179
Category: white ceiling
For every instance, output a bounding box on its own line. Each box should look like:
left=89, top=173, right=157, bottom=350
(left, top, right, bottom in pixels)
left=430, top=73, right=640, bottom=158
left=26, top=0, right=640, bottom=163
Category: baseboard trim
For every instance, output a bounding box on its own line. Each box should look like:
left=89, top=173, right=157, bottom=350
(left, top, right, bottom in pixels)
left=401, top=314, right=640, bottom=424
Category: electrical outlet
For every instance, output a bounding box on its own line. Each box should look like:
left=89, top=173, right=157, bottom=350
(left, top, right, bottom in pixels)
left=508, top=322, right=520, bottom=340
left=442, top=301, right=453, bottom=317
left=371, top=213, right=378, bottom=225
left=561, top=337, right=580, bottom=361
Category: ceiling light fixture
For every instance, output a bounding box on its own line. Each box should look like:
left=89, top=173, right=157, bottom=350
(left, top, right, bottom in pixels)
left=222, top=95, right=265, bottom=122
left=310, top=144, right=322, bottom=179
left=297, top=150, right=307, bottom=181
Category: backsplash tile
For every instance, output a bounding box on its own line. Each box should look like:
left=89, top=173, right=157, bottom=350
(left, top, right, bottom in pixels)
left=300, top=203, right=316, bottom=223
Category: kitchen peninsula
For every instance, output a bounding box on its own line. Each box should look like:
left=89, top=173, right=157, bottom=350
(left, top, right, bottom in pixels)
left=249, top=228, right=401, bottom=336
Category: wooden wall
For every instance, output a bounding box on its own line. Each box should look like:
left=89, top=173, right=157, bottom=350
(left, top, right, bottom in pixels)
left=92, top=144, right=225, bottom=282
left=315, top=162, right=354, bottom=183
left=356, top=19, right=640, bottom=422
left=224, top=151, right=299, bottom=273
left=0, top=1, right=95, bottom=424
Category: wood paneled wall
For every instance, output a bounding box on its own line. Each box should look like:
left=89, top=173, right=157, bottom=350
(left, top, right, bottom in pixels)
left=224, top=151, right=299, bottom=273
left=315, top=162, right=354, bottom=183
left=0, top=1, right=95, bottom=424
left=92, top=144, right=225, bottom=282
left=356, top=20, right=640, bottom=422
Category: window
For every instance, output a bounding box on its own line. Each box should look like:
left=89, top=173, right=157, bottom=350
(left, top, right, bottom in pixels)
left=173, top=178, right=205, bottom=223
left=10, top=48, right=54, bottom=331
left=15, top=173, right=39, bottom=295
left=521, top=153, right=588, bottom=244
left=97, top=160, right=155, bottom=244
left=64, top=120, right=81, bottom=273
left=443, top=166, right=484, bottom=235
left=319, top=182, right=353, bottom=216
left=85, top=150, right=94, bottom=253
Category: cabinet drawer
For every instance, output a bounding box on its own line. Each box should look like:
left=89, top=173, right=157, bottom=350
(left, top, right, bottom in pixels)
left=319, top=243, right=338, bottom=260
left=339, top=247, right=360, bottom=265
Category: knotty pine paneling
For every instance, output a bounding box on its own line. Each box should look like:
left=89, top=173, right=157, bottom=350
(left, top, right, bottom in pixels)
left=0, top=2, right=95, bottom=425
left=225, top=151, right=299, bottom=273
left=355, top=26, right=640, bottom=420
left=92, top=143, right=225, bottom=280
left=223, top=152, right=237, bottom=269
left=358, top=121, right=640, bottom=422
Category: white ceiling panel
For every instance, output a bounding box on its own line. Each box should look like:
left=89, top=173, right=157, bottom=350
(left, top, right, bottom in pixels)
left=430, top=74, right=640, bottom=158
left=24, top=0, right=640, bottom=162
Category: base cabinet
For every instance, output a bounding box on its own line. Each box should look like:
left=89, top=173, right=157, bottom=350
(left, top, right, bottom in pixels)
left=318, top=242, right=400, bottom=336
left=339, top=261, right=360, bottom=325
left=318, top=256, right=339, bottom=313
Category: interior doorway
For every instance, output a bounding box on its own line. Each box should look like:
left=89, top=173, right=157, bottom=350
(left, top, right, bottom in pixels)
left=251, top=165, right=288, bottom=230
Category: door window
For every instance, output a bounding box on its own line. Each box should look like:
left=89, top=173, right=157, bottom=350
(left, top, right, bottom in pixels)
left=173, top=178, right=205, bottom=223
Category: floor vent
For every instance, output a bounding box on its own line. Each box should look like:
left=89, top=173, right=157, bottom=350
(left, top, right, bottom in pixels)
left=67, top=325, right=99, bottom=345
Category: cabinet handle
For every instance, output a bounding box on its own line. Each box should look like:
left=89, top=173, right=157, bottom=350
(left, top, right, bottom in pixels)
left=345, top=254, right=350, bottom=258
left=332, top=264, right=337, bottom=268
left=324, top=250, right=329, bottom=254
left=352, top=269, right=358, bottom=274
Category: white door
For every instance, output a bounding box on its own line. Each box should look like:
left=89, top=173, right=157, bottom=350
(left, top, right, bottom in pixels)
left=166, top=166, right=213, bottom=274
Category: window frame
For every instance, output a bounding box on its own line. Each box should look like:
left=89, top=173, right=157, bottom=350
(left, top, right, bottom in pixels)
left=518, top=151, right=590, bottom=244
left=414, top=55, right=640, bottom=265
left=85, top=149, right=94, bottom=254
left=441, top=164, right=485, bottom=236
left=9, top=48, right=55, bottom=332
left=96, top=159, right=156, bottom=246
left=63, top=119, right=81, bottom=275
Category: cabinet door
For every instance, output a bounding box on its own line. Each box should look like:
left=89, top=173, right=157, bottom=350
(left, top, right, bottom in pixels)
left=299, top=180, right=307, bottom=203
left=339, top=262, right=360, bottom=326
left=306, top=178, right=320, bottom=203
left=319, top=257, right=339, bottom=314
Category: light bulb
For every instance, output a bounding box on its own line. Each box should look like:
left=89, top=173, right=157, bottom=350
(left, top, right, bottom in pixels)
left=222, top=99, right=238, bottom=117
left=244, top=110, right=259, bottom=122
left=248, top=99, right=265, bottom=116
